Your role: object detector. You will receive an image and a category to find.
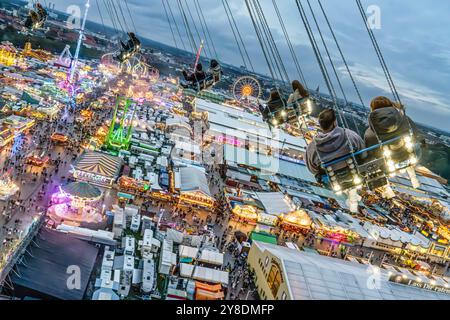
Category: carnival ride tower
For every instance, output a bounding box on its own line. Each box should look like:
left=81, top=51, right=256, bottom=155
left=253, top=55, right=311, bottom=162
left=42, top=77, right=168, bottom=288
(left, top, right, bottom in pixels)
left=69, top=0, right=90, bottom=84
left=106, top=97, right=136, bottom=152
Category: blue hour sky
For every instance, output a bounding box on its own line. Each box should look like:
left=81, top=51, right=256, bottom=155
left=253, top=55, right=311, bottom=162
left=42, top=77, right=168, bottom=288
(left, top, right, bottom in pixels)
left=52, top=0, right=450, bottom=130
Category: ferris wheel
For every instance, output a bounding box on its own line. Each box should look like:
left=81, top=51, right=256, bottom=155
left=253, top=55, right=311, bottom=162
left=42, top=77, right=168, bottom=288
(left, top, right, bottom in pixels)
left=233, top=76, right=262, bottom=101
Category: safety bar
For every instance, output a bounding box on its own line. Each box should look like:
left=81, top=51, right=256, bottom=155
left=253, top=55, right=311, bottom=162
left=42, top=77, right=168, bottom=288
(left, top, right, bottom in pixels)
left=322, top=135, right=405, bottom=167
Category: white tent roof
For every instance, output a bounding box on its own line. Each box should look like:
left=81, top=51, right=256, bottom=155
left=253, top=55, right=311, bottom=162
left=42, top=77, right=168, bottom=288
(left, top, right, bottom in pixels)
left=166, top=228, right=184, bottom=244
left=179, top=246, right=224, bottom=266
left=200, top=250, right=224, bottom=266
left=179, top=166, right=212, bottom=197
left=363, top=222, right=430, bottom=248
left=255, top=192, right=295, bottom=216
left=254, top=241, right=450, bottom=300
left=179, top=263, right=229, bottom=285
left=179, top=245, right=198, bottom=259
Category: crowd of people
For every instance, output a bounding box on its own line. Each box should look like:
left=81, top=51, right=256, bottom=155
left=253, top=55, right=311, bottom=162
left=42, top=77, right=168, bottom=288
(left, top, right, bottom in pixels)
left=0, top=92, right=113, bottom=265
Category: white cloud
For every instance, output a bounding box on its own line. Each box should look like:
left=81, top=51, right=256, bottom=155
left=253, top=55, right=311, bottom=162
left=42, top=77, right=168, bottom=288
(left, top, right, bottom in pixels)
left=340, top=63, right=450, bottom=118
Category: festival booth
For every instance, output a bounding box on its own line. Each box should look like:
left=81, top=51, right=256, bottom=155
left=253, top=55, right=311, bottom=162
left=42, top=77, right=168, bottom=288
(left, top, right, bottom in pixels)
left=0, top=125, right=14, bottom=148
left=50, top=132, right=70, bottom=145
left=309, top=212, right=361, bottom=246
left=0, top=115, right=35, bottom=134
left=279, top=209, right=313, bottom=234
left=231, top=203, right=259, bottom=225
left=195, top=282, right=225, bottom=300
left=73, top=152, right=123, bottom=188
left=179, top=263, right=229, bottom=286
left=149, top=190, right=173, bottom=202
left=77, top=109, right=94, bottom=123
left=176, top=166, right=216, bottom=210
left=118, top=176, right=151, bottom=194
left=179, top=245, right=224, bottom=267
left=363, top=222, right=431, bottom=256
left=35, top=105, right=60, bottom=121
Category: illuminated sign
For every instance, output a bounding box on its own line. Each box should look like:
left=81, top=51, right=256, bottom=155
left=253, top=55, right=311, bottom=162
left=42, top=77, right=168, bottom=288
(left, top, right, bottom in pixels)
left=73, top=170, right=113, bottom=186
left=389, top=274, right=450, bottom=295
left=216, top=135, right=244, bottom=147
left=276, top=155, right=305, bottom=165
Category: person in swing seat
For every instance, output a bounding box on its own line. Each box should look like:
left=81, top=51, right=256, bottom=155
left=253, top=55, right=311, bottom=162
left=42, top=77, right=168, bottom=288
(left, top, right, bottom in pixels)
left=258, top=89, right=288, bottom=127
left=182, top=63, right=206, bottom=87
left=364, top=96, right=423, bottom=189
left=306, top=109, right=366, bottom=212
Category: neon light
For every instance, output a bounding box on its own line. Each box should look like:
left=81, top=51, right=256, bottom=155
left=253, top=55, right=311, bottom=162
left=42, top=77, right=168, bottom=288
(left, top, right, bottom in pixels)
left=216, top=136, right=243, bottom=147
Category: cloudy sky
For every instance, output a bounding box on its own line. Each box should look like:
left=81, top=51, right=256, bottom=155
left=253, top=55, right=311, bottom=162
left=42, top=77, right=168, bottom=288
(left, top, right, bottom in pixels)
left=52, top=0, right=450, bottom=130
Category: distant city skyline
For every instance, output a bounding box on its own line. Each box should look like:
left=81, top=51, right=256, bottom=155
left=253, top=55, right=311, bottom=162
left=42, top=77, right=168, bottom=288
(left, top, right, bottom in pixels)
left=49, top=0, right=450, bottom=131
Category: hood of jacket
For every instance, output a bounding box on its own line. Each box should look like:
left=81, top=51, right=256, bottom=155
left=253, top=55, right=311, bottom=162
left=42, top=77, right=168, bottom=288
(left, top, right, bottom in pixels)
left=369, top=107, right=407, bottom=136
left=315, top=127, right=348, bottom=156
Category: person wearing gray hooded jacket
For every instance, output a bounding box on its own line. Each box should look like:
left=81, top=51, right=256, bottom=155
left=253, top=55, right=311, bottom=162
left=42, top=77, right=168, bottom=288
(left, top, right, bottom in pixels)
left=306, top=109, right=366, bottom=179
left=364, top=96, right=420, bottom=149
left=364, top=96, right=423, bottom=189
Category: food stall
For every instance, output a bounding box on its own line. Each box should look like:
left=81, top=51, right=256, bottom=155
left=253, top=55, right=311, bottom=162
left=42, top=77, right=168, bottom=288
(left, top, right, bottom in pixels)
left=280, top=210, right=312, bottom=234
left=231, top=203, right=259, bottom=225
left=51, top=132, right=70, bottom=145
left=118, top=176, right=151, bottom=194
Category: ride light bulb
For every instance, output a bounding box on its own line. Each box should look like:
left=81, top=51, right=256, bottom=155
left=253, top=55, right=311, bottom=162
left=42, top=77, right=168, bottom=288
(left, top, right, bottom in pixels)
left=383, top=149, right=392, bottom=158
left=410, top=156, right=418, bottom=165
left=333, top=184, right=342, bottom=192
left=272, top=119, right=278, bottom=126
left=353, top=176, right=362, bottom=185
left=405, top=141, right=414, bottom=152
left=404, top=136, right=412, bottom=144
left=281, top=110, right=287, bottom=118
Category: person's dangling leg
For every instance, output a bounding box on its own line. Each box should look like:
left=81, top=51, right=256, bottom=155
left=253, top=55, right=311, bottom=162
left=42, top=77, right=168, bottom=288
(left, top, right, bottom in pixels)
left=406, top=167, right=420, bottom=189
left=346, top=188, right=360, bottom=213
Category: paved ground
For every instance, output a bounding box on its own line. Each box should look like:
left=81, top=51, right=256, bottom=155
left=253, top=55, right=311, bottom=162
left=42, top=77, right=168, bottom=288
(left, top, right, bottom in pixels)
left=0, top=106, right=112, bottom=269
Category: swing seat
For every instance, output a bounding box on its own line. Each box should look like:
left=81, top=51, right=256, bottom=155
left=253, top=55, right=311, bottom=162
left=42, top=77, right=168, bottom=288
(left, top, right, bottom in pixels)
left=182, top=74, right=216, bottom=92
left=25, top=3, right=47, bottom=30
left=322, top=156, right=363, bottom=194
left=25, top=11, right=45, bottom=30
left=264, top=97, right=314, bottom=129
left=377, top=134, right=418, bottom=174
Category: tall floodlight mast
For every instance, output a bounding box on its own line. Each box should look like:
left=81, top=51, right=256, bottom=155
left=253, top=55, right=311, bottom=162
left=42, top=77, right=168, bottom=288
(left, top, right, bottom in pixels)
left=69, top=0, right=90, bottom=84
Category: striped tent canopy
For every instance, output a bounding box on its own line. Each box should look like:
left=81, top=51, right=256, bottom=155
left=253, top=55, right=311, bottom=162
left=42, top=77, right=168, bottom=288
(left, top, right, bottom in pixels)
left=62, top=182, right=102, bottom=199
left=74, top=152, right=123, bottom=178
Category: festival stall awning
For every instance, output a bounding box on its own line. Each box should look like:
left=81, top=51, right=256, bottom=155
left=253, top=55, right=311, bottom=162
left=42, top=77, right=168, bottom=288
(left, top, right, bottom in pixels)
left=281, top=210, right=312, bottom=228
left=74, top=152, right=123, bottom=178
left=179, top=263, right=229, bottom=286
left=254, top=192, right=296, bottom=217
left=179, top=166, right=212, bottom=197
left=62, top=182, right=102, bottom=199
left=250, top=231, right=277, bottom=245
left=179, top=245, right=224, bottom=266
left=195, top=288, right=224, bottom=300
